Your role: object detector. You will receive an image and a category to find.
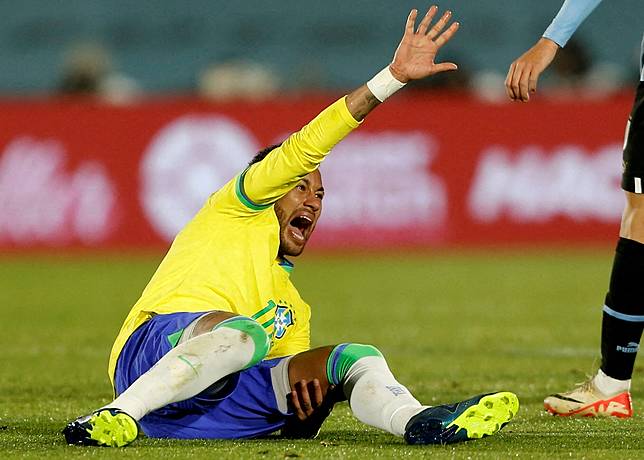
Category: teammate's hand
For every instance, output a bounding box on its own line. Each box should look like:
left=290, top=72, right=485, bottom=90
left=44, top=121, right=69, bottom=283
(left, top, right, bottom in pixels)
left=281, top=379, right=339, bottom=439
left=389, top=5, right=460, bottom=83
left=505, top=37, right=559, bottom=102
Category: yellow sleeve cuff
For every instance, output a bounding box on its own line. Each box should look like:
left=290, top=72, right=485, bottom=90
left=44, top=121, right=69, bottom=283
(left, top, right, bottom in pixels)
left=339, top=96, right=363, bottom=128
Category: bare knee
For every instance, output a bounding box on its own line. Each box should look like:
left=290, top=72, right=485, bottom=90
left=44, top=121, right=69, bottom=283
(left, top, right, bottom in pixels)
left=288, top=346, right=336, bottom=394
left=287, top=343, right=383, bottom=395
left=620, top=192, right=644, bottom=243
left=191, top=311, right=238, bottom=337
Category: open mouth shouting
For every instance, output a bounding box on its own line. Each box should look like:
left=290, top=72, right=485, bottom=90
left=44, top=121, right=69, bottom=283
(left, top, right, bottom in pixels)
left=288, top=212, right=315, bottom=243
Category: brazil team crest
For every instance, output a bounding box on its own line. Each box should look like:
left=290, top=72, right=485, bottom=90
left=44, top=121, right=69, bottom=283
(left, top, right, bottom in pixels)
left=273, top=305, right=294, bottom=339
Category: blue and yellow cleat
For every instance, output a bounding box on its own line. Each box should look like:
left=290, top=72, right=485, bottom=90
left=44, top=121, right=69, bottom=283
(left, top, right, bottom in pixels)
left=63, top=408, right=139, bottom=447
left=404, top=391, right=519, bottom=445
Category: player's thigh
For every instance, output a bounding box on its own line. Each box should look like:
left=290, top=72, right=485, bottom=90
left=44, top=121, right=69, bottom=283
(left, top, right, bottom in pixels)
left=621, top=79, right=644, bottom=190
left=619, top=78, right=644, bottom=242
left=620, top=192, right=644, bottom=243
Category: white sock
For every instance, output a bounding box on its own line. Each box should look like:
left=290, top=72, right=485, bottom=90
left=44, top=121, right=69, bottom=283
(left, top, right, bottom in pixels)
left=107, top=327, right=257, bottom=420
left=343, top=356, right=427, bottom=436
left=593, top=368, right=631, bottom=395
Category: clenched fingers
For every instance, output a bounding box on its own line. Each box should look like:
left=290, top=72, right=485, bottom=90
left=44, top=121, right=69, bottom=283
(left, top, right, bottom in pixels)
left=506, top=60, right=544, bottom=102
left=506, top=62, right=529, bottom=102
left=505, top=62, right=519, bottom=100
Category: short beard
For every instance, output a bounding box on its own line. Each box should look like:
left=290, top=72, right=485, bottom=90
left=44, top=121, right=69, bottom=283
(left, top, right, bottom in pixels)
left=274, top=206, right=299, bottom=257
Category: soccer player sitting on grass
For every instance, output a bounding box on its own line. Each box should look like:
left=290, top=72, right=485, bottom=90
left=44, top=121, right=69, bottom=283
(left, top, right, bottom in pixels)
left=64, top=6, right=518, bottom=447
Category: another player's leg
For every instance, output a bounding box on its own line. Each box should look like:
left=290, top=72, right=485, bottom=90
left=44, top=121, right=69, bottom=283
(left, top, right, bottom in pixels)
left=63, top=311, right=270, bottom=446
left=545, top=78, right=644, bottom=417
left=544, top=195, right=644, bottom=418
left=285, top=344, right=518, bottom=445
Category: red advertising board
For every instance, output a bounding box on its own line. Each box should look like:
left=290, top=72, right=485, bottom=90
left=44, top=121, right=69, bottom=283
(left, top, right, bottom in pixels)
left=0, top=92, right=633, bottom=250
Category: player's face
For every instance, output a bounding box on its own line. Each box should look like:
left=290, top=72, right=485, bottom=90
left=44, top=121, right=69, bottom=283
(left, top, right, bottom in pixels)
left=274, top=170, right=324, bottom=257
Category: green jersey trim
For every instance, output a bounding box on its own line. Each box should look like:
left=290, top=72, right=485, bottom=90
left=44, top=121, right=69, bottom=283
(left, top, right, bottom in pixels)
left=235, top=167, right=273, bottom=211
left=252, top=300, right=277, bottom=320
left=262, top=317, right=275, bottom=329
left=278, top=257, right=294, bottom=274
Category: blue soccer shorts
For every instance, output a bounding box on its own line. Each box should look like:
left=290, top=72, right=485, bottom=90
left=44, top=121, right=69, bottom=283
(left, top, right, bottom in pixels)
left=114, top=311, right=293, bottom=439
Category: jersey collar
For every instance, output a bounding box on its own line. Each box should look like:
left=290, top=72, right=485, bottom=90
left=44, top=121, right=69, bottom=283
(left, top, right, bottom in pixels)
left=277, top=257, right=294, bottom=275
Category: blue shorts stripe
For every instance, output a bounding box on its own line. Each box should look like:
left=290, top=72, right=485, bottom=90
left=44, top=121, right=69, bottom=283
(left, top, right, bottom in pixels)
left=603, top=305, right=644, bottom=323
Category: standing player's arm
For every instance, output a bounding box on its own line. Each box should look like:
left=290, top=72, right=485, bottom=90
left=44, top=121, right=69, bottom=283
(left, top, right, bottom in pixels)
left=505, top=0, right=603, bottom=102
left=234, top=6, right=459, bottom=211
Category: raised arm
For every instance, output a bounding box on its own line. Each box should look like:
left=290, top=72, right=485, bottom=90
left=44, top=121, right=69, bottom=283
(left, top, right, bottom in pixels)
left=505, top=0, right=602, bottom=102
left=235, top=6, right=459, bottom=211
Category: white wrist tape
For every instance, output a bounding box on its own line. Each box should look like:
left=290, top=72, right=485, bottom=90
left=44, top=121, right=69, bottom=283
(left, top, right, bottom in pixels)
left=366, top=66, right=406, bottom=102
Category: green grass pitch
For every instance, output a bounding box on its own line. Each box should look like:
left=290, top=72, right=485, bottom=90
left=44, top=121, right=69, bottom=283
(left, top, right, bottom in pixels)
left=1, top=248, right=643, bottom=459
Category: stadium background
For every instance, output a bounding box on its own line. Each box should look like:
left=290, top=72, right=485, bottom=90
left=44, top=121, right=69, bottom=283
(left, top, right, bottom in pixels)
left=1, top=0, right=642, bottom=250
left=2, top=1, right=644, bottom=458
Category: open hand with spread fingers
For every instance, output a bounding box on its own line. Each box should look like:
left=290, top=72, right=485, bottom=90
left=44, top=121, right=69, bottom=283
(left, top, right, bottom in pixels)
left=389, top=5, right=460, bottom=83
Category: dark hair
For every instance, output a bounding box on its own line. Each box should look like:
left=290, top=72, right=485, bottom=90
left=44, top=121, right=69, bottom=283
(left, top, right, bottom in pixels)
left=249, top=143, right=283, bottom=166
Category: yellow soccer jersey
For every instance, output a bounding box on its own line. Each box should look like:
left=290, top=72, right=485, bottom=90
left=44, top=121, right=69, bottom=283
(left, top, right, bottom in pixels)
left=108, top=97, right=360, bottom=385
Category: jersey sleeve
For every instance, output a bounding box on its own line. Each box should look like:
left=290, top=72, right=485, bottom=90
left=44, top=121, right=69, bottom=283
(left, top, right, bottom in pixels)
left=232, top=96, right=361, bottom=212
left=543, top=0, right=602, bottom=47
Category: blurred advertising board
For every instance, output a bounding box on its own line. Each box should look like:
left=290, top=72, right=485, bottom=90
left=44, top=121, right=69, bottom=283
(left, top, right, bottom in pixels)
left=0, top=93, right=632, bottom=250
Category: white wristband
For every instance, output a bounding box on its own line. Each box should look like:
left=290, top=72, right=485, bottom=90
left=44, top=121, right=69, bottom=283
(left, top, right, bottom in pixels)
left=366, top=66, right=407, bottom=102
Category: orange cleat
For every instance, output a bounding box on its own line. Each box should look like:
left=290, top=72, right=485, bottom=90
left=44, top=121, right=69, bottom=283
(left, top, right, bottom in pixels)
left=544, top=380, right=632, bottom=418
